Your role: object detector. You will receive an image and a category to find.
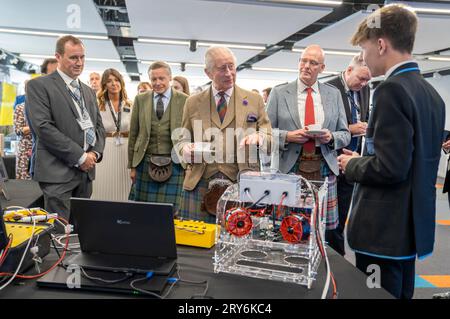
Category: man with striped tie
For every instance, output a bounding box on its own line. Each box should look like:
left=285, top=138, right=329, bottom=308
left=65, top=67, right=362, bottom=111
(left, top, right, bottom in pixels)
left=176, top=46, right=272, bottom=222
left=323, top=54, right=371, bottom=256
left=27, top=35, right=105, bottom=223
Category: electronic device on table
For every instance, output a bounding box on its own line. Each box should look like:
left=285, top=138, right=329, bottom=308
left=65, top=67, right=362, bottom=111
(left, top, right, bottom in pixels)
left=214, top=171, right=329, bottom=289
left=1, top=207, right=55, bottom=273
left=64, top=198, right=177, bottom=275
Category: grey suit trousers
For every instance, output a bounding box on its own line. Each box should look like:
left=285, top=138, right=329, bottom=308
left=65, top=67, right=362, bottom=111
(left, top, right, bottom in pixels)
left=39, top=172, right=92, bottom=222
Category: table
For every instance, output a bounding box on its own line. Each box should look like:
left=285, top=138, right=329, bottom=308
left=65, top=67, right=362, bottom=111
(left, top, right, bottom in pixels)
left=0, top=179, right=44, bottom=209
left=0, top=243, right=393, bottom=299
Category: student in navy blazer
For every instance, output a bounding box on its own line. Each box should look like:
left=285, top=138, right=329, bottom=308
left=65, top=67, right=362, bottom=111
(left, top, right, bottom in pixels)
left=338, top=5, right=445, bottom=299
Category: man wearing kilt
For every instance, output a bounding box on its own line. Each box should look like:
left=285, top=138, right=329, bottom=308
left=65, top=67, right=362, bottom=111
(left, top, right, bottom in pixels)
left=266, top=44, right=350, bottom=231
left=175, top=46, right=272, bottom=223
left=128, top=61, right=188, bottom=213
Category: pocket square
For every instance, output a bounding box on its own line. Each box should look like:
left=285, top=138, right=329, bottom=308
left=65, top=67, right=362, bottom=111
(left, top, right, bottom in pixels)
left=246, top=113, right=258, bottom=123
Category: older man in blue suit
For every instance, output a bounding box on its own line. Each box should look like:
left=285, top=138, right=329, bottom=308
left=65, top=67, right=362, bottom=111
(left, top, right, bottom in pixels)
left=266, top=44, right=350, bottom=230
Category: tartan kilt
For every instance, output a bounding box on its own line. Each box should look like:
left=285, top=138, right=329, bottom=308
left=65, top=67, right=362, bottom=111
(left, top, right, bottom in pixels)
left=132, top=158, right=184, bottom=213
left=178, top=179, right=216, bottom=224
left=290, top=160, right=338, bottom=230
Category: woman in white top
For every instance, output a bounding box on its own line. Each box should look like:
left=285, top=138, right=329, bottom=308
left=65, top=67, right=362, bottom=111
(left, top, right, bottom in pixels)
left=92, top=68, right=132, bottom=201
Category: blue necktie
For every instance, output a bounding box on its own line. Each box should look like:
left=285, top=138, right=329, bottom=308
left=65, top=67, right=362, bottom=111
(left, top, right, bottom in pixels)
left=346, top=91, right=359, bottom=151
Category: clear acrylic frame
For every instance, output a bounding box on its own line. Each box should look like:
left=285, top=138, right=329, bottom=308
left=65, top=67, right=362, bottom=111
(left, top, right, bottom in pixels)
left=213, top=173, right=328, bottom=289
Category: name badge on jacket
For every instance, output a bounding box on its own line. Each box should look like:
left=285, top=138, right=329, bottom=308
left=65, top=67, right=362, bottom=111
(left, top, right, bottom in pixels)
left=77, top=118, right=94, bottom=130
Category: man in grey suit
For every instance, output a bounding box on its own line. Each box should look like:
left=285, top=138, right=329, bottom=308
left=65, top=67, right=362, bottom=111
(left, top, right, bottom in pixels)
left=27, top=35, right=105, bottom=222
left=323, top=54, right=371, bottom=256
left=266, top=44, right=350, bottom=230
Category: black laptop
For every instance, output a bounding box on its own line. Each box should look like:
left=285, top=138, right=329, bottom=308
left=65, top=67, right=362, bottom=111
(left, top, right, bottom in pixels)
left=64, top=198, right=177, bottom=275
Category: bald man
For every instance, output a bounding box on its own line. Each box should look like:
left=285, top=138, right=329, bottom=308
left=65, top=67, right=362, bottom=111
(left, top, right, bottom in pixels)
left=323, top=54, right=371, bottom=256
left=266, top=44, right=350, bottom=231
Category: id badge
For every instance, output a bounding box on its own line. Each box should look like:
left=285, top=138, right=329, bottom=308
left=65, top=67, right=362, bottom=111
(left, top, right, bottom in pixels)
left=77, top=118, right=94, bottom=130
left=114, top=134, right=123, bottom=146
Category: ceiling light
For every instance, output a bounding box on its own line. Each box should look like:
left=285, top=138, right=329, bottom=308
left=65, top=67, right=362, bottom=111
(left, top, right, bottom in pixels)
left=0, top=28, right=108, bottom=40
left=292, top=48, right=359, bottom=56
left=427, top=56, right=450, bottom=62
left=185, top=63, right=205, bottom=68
left=385, top=2, right=450, bottom=15
left=412, top=7, right=450, bottom=14
left=137, top=38, right=190, bottom=46
left=252, top=66, right=338, bottom=75
left=198, top=42, right=265, bottom=51
left=87, top=58, right=121, bottom=63
left=265, top=0, right=342, bottom=6
left=137, top=38, right=264, bottom=51
left=140, top=60, right=182, bottom=67
left=252, top=67, right=298, bottom=73
left=20, top=54, right=120, bottom=63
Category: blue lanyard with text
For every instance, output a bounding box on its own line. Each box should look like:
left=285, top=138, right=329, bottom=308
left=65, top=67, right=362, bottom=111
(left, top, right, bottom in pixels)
left=66, top=85, right=85, bottom=111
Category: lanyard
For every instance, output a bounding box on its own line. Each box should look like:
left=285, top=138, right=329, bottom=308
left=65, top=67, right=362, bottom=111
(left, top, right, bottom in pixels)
left=107, top=100, right=122, bottom=133
left=392, top=67, right=420, bottom=77
left=66, top=85, right=84, bottom=111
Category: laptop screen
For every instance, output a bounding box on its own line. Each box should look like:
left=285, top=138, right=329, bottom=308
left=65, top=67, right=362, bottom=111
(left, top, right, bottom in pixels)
left=70, top=198, right=177, bottom=259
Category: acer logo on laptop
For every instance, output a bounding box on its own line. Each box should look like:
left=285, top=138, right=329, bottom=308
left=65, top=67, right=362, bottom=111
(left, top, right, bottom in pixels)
left=116, top=219, right=131, bottom=225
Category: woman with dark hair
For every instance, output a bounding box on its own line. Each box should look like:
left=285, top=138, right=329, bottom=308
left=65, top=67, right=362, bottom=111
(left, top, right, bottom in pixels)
left=92, top=68, right=132, bottom=201
left=172, top=76, right=190, bottom=95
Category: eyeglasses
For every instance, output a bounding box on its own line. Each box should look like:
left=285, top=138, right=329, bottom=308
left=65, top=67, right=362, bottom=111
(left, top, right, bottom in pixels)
left=215, top=63, right=235, bottom=73
left=299, top=58, right=322, bottom=67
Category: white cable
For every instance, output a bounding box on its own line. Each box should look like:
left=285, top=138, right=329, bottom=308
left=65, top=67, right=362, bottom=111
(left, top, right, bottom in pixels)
left=0, top=219, right=36, bottom=291
left=244, top=188, right=254, bottom=202
left=321, top=246, right=332, bottom=299
left=79, top=266, right=131, bottom=284
left=301, top=176, right=332, bottom=299
left=51, top=234, right=80, bottom=250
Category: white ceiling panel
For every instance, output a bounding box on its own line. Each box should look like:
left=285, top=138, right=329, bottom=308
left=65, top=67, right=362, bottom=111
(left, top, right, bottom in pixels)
left=295, top=11, right=367, bottom=52
left=417, top=60, right=450, bottom=72
left=411, top=14, right=450, bottom=54
left=127, top=0, right=331, bottom=45
left=134, top=42, right=258, bottom=64
left=0, top=33, right=120, bottom=60
left=0, top=0, right=106, bottom=34
left=296, top=9, right=450, bottom=55
left=238, top=69, right=296, bottom=83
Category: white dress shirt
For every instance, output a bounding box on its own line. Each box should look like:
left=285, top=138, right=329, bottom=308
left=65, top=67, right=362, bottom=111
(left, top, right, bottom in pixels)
left=153, top=87, right=172, bottom=113
left=297, top=79, right=324, bottom=128
left=212, top=86, right=233, bottom=106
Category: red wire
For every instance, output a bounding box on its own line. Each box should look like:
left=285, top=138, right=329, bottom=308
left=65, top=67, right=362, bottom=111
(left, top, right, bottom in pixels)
left=0, top=236, right=13, bottom=266
left=276, top=194, right=287, bottom=219
left=312, top=188, right=338, bottom=299
left=0, top=217, right=70, bottom=279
